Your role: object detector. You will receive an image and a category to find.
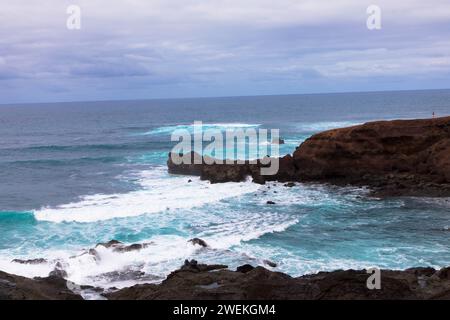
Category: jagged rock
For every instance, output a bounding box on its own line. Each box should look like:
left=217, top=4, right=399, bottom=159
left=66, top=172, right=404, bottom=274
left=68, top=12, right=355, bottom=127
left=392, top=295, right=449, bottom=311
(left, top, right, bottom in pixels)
left=49, top=262, right=68, bottom=279
left=266, top=201, right=276, bottom=205
left=95, top=240, right=153, bottom=253
left=284, top=182, right=296, bottom=188
left=0, top=271, right=82, bottom=300
left=96, top=240, right=122, bottom=249
left=188, top=238, right=208, bottom=248
left=106, top=264, right=450, bottom=300
left=12, top=258, right=47, bottom=265
left=236, top=264, right=255, bottom=273
left=263, top=260, right=277, bottom=267
left=176, top=260, right=227, bottom=274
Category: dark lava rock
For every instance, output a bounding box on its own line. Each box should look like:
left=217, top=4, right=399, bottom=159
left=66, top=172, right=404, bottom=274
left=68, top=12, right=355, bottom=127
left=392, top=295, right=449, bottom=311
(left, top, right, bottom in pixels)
left=0, top=271, right=82, bottom=300
left=188, top=238, right=208, bottom=248
left=96, top=240, right=153, bottom=253
left=49, top=262, right=68, bottom=279
left=266, top=201, right=276, bottom=205
left=263, top=260, right=277, bottom=268
left=106, top=264, right=450, bottom=300
left=12, top=258, right=47, bottom=265
left=96, top=240, right=122, bottom=248
left=284, top=182, right=296, bottom=188
left=236, top=264, right=255, bottom=273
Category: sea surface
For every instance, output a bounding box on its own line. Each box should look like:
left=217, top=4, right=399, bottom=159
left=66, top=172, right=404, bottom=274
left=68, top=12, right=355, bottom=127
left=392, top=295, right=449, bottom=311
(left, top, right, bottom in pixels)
left=1, top=90, right=450, bottom=296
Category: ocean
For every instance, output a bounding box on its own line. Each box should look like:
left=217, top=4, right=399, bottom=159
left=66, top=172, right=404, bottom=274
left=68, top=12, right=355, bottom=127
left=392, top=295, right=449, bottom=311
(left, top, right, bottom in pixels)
left=1, top=89, right=450, bottom=293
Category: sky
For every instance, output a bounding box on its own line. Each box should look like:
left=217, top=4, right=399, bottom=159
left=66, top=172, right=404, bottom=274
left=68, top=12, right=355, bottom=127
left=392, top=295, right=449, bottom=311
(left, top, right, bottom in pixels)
left=1, top=0, right=450, bottom=104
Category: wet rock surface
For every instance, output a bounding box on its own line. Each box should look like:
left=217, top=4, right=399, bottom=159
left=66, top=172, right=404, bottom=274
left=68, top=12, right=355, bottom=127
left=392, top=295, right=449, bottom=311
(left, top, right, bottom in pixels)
left=95, top=239, right=154, bottom=253
left=106, top=263, right=450, bottom=300
left=0, top=271, right=82, bottom=300
left=3, top=260, right=450, bottom=300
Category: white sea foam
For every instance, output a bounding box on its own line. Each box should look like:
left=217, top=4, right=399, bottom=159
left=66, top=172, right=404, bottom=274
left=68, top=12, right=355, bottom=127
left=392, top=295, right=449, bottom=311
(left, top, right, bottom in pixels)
left=296, top=121, right=360, bottom=132
left=34, top=167, right=260, bottom=223
left=140, top=123, right=261, bottom=136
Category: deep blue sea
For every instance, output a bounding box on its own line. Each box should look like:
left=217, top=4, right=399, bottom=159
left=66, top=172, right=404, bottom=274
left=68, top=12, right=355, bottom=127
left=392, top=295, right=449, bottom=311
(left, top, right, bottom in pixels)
left=1, top=90, right=450, bottom=292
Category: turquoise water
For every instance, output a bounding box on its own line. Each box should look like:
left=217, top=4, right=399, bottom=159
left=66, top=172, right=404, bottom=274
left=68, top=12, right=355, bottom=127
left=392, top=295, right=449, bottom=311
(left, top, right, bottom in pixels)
left=1, top=90, right=450, bottom=289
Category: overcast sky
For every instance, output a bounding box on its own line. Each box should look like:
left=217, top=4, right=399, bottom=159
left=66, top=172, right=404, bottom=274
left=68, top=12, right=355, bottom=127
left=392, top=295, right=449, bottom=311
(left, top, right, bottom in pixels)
left=1, top=0, right=450, bottom=103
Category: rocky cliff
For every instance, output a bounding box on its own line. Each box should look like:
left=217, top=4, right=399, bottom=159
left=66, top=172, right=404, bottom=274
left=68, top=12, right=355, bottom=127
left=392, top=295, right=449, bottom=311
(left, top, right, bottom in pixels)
left=168, top=117, right=450, bottom=196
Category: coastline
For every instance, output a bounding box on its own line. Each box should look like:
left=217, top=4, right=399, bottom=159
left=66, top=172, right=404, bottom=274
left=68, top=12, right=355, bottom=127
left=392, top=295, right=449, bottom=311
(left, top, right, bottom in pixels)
left=168, top=116, right=450, bottom=197
left=2, top=116, right=450, bottom=300
left=2, top=258, right=450, bottom=300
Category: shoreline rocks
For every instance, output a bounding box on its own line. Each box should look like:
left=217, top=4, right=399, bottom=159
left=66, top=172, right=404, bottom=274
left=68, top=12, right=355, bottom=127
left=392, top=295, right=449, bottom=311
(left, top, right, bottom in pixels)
left=105, top=263, right=450, bottom=300
left=3, top=261, right=450, bottom=300
left=167, top=117, right=450, bottom=197
left=0, top=271, right=82, bottom=300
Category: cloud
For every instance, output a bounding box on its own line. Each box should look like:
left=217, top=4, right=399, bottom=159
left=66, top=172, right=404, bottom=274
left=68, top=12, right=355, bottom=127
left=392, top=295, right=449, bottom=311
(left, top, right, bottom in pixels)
left=0, top=1, right=450, bottom=103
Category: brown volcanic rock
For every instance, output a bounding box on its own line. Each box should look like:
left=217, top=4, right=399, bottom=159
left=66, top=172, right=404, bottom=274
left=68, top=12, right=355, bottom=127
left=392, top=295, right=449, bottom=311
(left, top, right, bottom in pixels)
left=293, top=116, right=450, bottom=196
left=167, top=117, right=450, bottom=196
left=106, top=262, right=450, bottom=300
left=0, top=271, right=82, bottom=300
left=167, top=151, right=267, bottom=184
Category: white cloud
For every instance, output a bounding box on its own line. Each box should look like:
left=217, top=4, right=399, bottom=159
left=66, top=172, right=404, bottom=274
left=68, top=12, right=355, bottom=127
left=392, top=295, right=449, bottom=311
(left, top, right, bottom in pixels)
left=1, top=1, right=450, bottom=102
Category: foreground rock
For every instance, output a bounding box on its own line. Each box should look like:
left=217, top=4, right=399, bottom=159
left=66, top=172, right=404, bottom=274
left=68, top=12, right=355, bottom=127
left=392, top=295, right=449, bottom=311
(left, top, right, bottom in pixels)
left=168, top=117, right=450, bottom=196
left=106, top=262, right=450, bottom=300
left=0, top=271, right=82, bottom=300
left=3, top=261, right=450, bottom=300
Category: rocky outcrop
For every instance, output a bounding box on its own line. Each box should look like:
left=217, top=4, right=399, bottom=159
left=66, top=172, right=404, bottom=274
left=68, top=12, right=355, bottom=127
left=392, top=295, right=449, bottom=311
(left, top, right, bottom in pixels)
left=3, top=260, right=450, bottom=300
left=293, top=116, right=450, bottom=196
left=168, top=117, right=450, bottom=196
left=106, top=261, right=450, bottom=300
left=95, top=239, right=154, bottom=253
left=0, top=271, right=82, bottom=300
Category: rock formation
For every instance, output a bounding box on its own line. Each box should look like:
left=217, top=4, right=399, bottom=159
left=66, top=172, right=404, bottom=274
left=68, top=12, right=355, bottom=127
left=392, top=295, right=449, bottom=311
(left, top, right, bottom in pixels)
left=0, top=271, right=82, bottom=300
left=106, top=262, right=450, bottom=300
left=168, top=117, right=450, bottom=196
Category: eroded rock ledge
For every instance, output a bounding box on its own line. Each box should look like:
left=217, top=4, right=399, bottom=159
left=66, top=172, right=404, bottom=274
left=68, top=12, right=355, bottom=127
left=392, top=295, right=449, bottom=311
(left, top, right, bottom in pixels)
left=168, top=117, right=450, bottom=196
left=0, top=271, right=82, bottom=300
left=106, top=261, right=450, bottom=300
left=3, top=256, right=450, bottom=299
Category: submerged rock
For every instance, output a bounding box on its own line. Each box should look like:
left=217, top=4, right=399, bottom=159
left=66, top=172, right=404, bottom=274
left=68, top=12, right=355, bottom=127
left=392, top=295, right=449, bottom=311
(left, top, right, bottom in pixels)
left=263, top=260, right=277, bottom=268
left=236, top=264, right=255, bottom=273
left=12, top=258, right=47, bottom=265
left=188, top=238, right=208, bottom=248
left=95, top=240, right=153, bottom=253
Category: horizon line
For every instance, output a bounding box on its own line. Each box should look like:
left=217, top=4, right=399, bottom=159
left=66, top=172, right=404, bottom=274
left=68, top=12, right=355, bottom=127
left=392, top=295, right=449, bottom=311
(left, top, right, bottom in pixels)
left=2, top=87, right=450, bottom=107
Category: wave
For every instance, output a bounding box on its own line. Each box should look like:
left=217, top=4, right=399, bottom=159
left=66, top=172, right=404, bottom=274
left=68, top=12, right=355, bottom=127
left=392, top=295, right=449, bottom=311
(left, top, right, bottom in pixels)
left=4, top=141, right=166, bottom=153
left=0, top=216, right=298, bottom=291
left=33, top=167, right=260, bottom=223
left=137, top=123, right=261, bottom=136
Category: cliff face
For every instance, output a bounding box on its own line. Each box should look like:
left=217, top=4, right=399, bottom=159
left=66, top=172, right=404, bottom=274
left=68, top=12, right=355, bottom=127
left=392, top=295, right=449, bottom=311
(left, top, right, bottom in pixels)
left=293, top=117, right=450, bottom=196
left=168, top=117, right=450, bottom=196
left=294, top=117, right=450, bottom=181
